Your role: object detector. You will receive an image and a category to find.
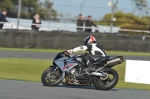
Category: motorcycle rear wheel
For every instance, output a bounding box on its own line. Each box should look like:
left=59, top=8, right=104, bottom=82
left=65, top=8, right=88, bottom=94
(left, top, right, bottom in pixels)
left=93, top=68, right=119, bottom=90
left=41, top=66, right=63, bottom=86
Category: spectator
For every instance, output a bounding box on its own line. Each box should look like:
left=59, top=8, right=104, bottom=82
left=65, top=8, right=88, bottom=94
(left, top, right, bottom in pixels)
left=0, top=10, right=8, bottom=29
left=85, top=15, right=98, bottom=32
left=31, top=14, right=41, bottom=31
left=77, top=14, right=85, bottom=32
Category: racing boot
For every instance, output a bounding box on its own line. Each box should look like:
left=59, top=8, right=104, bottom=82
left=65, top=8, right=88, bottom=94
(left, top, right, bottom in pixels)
left=83, top=61, right=94, bottom=75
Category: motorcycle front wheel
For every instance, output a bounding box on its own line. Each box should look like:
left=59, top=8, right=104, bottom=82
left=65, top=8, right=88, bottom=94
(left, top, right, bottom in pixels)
left=41, top=65, right=63, bottom=86
left=93, top=68, right=119, bottom=90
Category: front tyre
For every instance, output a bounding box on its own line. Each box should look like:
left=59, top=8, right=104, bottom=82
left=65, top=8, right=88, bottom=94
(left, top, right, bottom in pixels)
left=41, top=66, right=62, bottom=86
left=93, top=68, right=119, bottom=90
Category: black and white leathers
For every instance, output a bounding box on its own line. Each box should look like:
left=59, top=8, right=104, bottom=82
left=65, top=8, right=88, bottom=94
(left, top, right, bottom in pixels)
left=67, top=43, right=106, bottom=57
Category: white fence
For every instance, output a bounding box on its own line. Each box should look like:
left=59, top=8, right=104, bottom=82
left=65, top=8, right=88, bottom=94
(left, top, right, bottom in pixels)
left=2, top=18, right=150, bottom=34
left=0, top=18, right=120, bottom=33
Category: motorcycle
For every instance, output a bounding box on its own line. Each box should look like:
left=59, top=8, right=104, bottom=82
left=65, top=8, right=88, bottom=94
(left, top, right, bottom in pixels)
left=41, top=52, right=123, bottom=90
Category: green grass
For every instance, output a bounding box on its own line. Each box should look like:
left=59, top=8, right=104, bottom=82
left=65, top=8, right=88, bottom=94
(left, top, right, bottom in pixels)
left=0, top=58, right=150, bottom=90
left=0, top=58, right=52, bottom=82
left=113, top=63, right=150, bottom=90
left=0, top=47, right=150, bottom=56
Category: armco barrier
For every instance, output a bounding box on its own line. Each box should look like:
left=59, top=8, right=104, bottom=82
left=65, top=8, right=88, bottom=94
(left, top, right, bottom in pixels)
left=0, top=30, right=150, bottom=52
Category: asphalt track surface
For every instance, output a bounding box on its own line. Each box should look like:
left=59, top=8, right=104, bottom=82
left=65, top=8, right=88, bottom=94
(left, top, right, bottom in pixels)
left=0, top=79, right=150, bottom=99
left=0, top=50, right=150, bottom=61
left=0, top=50, right=150, bottom=99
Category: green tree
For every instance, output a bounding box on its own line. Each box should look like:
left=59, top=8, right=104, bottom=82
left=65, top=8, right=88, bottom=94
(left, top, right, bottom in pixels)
left=132, top=0, right=148, bottom=17
left=36, top=0, right=58, bottom=20
left=0, top=0, right=14, bottom=16
left=99, top=11, right=149, bottom=27
left=0, top=0, right=58, bottom=20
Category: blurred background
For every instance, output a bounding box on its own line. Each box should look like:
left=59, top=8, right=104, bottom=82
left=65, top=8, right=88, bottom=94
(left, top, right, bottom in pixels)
left=0, top=0, right=150, bottom=34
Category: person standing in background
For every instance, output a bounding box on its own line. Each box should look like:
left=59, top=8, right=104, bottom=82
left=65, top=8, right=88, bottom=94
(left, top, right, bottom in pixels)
left=0, top=10, right=8, bottom=29
left=85, top=15, right=98, bottom=32
left=77, top=14, right=85, bottom=32
left=31, top=14, right=41, bottom=31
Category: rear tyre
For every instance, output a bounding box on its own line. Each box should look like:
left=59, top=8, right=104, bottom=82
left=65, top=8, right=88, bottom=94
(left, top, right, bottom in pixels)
left=41, top=66, right=63, bottom=86
left=93, top=68, right=119, bottom=90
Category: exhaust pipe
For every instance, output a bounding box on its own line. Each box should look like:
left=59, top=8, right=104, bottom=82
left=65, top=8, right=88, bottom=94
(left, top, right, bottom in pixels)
left=91, top=71, right=109, bottom=80
left=91, top=72, right=106, bottom=77
left=107, top=56, right=123, bottom=67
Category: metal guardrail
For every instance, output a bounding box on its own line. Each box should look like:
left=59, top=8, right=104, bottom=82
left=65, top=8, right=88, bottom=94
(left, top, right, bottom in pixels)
left=1, top=21, right=149, bottom=34
left=0, top=21, right=101, bottom=31
left=119, top=29, right=150, bottom=33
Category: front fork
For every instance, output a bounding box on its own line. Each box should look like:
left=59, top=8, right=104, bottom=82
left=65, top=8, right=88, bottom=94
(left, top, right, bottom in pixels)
left=61, top=72, right=66, bottom=84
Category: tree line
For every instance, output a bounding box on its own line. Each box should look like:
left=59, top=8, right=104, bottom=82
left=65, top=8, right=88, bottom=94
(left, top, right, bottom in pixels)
left=1, top=0, right=150, bottom=29
left=98, top=0, right=150, bottom=30
left=99, top=11, right=150, bottom=27
left=0, top=0, right=58, bottom=20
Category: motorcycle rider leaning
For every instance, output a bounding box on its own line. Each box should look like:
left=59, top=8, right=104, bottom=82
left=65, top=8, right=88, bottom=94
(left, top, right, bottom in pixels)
left=66, top=35, right=106, bottom=74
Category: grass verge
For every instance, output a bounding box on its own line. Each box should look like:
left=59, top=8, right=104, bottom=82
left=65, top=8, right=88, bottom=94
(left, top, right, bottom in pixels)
left=113, top=63, right=150, bottom=90
left=0, top=47, right=150, bottom=56
left=0, top=58, right=52, bottom=82
left=0, top=58, right=150, bottom=90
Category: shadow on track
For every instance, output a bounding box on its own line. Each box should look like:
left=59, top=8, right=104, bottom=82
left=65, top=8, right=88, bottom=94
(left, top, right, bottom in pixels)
left=42, top=84, right=118, bottom=91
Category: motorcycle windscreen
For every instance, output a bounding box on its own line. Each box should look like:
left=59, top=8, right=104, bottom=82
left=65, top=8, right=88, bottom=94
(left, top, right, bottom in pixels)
left=54, top=52, right=64, bottom=61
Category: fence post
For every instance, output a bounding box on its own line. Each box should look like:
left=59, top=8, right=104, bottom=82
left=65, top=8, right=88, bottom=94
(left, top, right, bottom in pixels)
left=110, top=0, right=118, bottom=33
left=11, top=24, right=13, bottom=29
left=57, top=25, right=59, bottom=31
left=80, top=0, right=86, bottom=14
left=17, top=0, right=22, bottom=30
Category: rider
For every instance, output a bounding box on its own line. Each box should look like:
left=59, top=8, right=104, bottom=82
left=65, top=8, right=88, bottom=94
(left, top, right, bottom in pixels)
left=66, top=35, right=106, bottom=74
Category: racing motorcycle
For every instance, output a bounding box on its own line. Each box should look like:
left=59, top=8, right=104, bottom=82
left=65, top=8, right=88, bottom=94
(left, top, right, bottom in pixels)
left=41, top=52, right=123, bottom=90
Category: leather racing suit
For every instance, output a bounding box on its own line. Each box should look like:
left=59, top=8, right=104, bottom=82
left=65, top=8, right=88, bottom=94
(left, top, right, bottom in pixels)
left=67, top=43, right=106, bottom=68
